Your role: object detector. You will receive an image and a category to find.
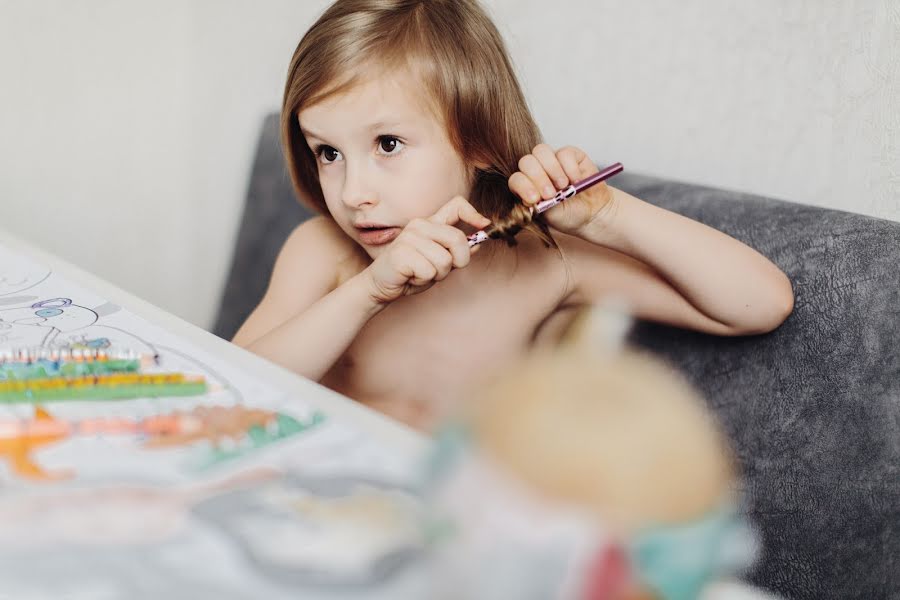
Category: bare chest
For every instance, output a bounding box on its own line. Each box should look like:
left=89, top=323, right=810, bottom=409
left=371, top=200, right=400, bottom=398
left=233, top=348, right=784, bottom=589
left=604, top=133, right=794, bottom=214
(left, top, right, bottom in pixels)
left=321, top=245, right=576, bottom=426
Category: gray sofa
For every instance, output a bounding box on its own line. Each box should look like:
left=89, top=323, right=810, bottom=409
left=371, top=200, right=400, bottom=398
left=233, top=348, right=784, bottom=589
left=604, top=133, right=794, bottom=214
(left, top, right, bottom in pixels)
left=214, top=114, right=900, bottom=600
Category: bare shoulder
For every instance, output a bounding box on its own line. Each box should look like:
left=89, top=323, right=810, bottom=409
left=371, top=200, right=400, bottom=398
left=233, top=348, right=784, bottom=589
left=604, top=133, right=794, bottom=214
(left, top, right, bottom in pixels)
left=283, top=215, right=358, bottom=266
left=231, top=216, right=364, bottom=346
left=271, top=215, right=357, bottom=288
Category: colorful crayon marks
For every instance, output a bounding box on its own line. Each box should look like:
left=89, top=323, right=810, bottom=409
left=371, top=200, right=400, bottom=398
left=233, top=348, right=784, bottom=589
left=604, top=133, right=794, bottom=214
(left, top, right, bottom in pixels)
left=198, top=410, right=327, bottom=470
left=0, top=372, right=208, bottom=403
left=0, top=358, right=142, bottom=381
left=0, top=347, right=157, bottom=366
left=0, top=346, right=206, bottom=403
left=0, top=347, right=158, bottom=383
left=0, top=405, right=327, bottom=480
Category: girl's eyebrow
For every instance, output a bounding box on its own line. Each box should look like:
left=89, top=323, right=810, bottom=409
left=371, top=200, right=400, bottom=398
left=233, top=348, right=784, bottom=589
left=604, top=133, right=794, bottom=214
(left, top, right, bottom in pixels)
left=300, top=120, right=405, bottom=142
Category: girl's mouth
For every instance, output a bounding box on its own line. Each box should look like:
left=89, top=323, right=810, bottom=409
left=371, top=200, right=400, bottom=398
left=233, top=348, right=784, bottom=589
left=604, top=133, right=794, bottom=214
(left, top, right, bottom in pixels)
left=356, top=226, right=401, bottom=246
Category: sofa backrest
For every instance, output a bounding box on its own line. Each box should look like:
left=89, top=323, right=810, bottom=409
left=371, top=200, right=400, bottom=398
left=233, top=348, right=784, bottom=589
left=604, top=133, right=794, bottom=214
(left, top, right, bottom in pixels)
left=213, top=114, right=315, bottom=342
left=616, top=171, right=900, bottom=599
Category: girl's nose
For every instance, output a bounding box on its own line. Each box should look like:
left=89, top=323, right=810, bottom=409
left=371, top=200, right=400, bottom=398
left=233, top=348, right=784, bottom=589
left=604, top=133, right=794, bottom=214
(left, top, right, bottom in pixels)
left=340, top=162, right=378, bottom=209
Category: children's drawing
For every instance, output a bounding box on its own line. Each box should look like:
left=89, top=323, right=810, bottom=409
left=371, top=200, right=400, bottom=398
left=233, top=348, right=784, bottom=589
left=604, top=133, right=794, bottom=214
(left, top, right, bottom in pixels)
left=0, top=405, right=325, bottom=480
left=0, top=242, right=338, bottom=484
left=0, top=298, right=97, bottom=347
left=0, top=240, right=419, bottom=598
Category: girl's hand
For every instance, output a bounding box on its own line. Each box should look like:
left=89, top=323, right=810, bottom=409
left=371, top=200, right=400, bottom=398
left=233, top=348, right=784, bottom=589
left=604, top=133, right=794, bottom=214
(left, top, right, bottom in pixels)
left=508, top=144, right=614, bottom=235
left=362, top=196, right=492, bottom=305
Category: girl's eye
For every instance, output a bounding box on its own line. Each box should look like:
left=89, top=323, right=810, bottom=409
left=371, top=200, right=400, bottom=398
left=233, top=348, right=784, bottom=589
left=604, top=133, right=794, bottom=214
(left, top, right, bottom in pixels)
left=314, top=136, right=404, bottom=165
left=377, top=136, right=404, bottom=156
left=315, top=146, right=341, bottom=164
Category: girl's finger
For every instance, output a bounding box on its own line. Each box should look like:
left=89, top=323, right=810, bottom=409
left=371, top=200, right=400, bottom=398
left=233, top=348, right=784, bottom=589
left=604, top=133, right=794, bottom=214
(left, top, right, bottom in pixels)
left=400, top=248, right=438, bottom=287
left=408, top=219, right=470, bottom=268
left=556, top=146, right=596, bottom=182
left=518, top=153, right=558, bottom=200
left=430, top=196, right=492, bottom=229
left=532, top=144, right=570, bottom=190
left=508, top=171, right=540, bottom=207
left=407, top=236, right=455, bottom=281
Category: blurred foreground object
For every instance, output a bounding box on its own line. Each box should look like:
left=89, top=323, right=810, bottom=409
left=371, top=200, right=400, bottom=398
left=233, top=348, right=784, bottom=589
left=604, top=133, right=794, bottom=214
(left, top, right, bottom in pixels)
left=423, top=303, right=776, bottom=600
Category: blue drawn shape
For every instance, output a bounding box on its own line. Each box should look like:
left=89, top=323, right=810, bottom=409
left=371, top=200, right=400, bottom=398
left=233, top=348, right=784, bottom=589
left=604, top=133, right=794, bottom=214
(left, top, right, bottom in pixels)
left=31, top=298, right=72, bottom=309
left=84, top=338, right=111, bottom=349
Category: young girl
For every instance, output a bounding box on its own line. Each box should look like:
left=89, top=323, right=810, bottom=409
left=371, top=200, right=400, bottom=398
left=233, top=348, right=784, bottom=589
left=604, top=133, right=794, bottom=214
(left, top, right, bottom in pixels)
left=232, top=0, right=794, bottom=430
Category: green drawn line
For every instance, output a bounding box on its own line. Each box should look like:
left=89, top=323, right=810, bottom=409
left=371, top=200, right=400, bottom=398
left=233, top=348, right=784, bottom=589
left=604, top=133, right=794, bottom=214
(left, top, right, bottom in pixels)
left=0, top=381, right=208, bottom=403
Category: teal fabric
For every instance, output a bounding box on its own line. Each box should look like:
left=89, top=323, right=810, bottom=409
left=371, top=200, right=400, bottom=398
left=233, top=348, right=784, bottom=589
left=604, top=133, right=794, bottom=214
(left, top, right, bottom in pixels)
left=628, top=505, right=757, bottom=600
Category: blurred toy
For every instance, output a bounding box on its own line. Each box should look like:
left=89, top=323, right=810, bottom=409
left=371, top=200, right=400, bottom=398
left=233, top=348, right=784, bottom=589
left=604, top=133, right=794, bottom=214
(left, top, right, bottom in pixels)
left=424, top=302, right=777, bottom=600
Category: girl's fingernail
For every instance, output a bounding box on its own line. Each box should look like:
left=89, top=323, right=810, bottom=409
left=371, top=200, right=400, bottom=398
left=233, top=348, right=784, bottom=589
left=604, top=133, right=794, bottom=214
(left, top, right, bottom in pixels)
left=543, top=185, right=555, bottom=197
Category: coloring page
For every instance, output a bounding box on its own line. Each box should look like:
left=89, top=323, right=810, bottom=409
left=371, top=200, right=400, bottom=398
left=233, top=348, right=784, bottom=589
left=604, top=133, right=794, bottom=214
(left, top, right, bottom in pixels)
left=0, top=242, right=427, bottom=599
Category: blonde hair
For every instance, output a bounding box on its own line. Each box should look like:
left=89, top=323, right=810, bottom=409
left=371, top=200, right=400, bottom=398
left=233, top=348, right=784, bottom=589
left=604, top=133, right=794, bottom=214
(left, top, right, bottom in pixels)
left=466, top=304, right=735, bottom=530
left=470, top=348, right=735, bottom=531
left=281, top=0, right=557, bottom=248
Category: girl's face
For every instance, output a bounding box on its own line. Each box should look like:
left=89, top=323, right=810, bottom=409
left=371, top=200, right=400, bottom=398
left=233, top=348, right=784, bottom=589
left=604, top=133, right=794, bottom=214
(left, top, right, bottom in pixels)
left=298, top=70, right=472, bottom=259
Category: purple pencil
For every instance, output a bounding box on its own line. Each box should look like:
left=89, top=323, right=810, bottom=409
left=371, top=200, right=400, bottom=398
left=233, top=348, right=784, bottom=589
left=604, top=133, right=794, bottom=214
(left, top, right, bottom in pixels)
left=467, top=162, right=624, bottom=247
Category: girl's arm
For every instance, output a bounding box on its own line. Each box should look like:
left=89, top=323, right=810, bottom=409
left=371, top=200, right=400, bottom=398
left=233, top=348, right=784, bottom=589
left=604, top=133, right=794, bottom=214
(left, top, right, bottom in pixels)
left=243, top=272, right=384, bottom=379
left=232, top=216, right=379, bottom=380
left=233, top=198, right=491, bottom=379
left=510, top=144, right=793, bottom=336
left=563, top=186, right=794, bottom=336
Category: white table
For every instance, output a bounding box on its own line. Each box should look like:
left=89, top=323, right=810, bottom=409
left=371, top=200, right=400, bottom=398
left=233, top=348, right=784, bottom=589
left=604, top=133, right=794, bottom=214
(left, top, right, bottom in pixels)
left=0, top=229, right=426, bottom=455
left=0, top=229, right=432, bottom=599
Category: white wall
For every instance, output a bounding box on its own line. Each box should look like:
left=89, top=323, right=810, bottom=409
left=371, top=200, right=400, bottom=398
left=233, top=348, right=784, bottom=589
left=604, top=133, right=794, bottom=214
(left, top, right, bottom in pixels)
left=2, top=1, right=898, bottom=330
left=1, top=0, right=327, bottom=328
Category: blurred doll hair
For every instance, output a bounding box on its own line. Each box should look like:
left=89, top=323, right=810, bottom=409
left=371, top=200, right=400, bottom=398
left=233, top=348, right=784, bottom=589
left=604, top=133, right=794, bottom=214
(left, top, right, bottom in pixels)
left=466, top=300, right=738, bottom=533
